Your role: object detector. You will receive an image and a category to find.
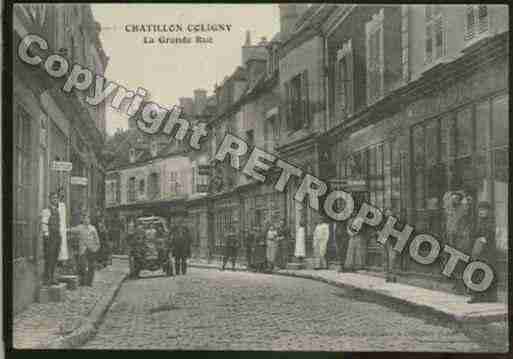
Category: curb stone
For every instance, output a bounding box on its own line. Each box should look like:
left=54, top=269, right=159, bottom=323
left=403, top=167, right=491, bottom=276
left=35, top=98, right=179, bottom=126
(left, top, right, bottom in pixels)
left=44, top=271, right=129, bottom=349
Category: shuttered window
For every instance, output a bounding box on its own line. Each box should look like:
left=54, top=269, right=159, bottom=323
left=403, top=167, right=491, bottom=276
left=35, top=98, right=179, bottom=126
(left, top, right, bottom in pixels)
left=336, top=39, right=354, bottom=121
left=425, top=5, right=445, bottom=64
left=465, top=5, right=489, bottom=42
left=13, top=105, right=34, bottom=259
left=284, top=70, right=310, bottom=132
left=366, top=9, right=384, bottom=105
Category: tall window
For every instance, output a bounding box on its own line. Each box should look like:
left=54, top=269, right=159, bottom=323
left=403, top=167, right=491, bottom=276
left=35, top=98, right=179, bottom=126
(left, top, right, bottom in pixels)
left=366, top=9, right=384, bottom=105
left=138, top=179, right=145, bottom=197
left=148, top=172, right=160, bottom=199
left=465, top=5, right=488, bottom=42
left=336, top=39, right=354, bottom=119
left=425, top=5, right=445, bottom=64
left=285, top=70, right=309, bottom=131
left=14, top=105, right=33, bottom=259
left=128, top=177, right=136, bottom=202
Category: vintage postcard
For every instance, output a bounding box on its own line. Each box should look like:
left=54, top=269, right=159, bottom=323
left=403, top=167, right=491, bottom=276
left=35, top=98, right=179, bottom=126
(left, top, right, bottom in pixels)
left=6, top=3, right=510, bottom=353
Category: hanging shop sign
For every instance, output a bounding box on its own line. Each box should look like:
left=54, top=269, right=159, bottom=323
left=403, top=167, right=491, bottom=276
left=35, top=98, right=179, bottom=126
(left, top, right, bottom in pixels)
left=51, top=161, right=72, bottom=172
left=70, top=176, right=88, bottom=186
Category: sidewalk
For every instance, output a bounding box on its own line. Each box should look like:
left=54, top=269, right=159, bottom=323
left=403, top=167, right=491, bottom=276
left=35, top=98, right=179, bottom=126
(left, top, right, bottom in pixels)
left=188, top=259, right=508, bottom=324
left=13, top=257, right=128, bottom=349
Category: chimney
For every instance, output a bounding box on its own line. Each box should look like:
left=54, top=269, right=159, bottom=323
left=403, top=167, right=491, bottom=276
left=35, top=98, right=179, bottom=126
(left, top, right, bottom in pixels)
left=178, top=97, right=194, bottom=117
left=241, top=30, right=253, bottom=66
left=279, top=4, right=309, bottom=39
left=193, top=89, right=208, bottom=116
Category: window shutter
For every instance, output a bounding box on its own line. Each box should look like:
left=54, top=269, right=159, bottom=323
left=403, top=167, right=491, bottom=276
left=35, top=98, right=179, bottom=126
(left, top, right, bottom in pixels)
left=337, top=58, right=346, bottom=115
left=347, top=46, right=354, bottom=115
left=478, top=5, right=488, bottom=34
left=301, top=70, right=309, bottom=128
left=284, top=82, right=291, bottom=129
left=465, top=5, right=475, bottom=41
left=366, top=27, right=372, bottom=105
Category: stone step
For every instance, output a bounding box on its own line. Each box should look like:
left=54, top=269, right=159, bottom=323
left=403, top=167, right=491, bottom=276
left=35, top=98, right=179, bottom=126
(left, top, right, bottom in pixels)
left=58, top=275, right=79, bottom=291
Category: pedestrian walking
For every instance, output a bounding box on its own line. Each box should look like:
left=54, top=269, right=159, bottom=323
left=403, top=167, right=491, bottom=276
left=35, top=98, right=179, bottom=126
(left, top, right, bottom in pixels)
left=266, top=223, right=278, bottom=271
left=294, top=219, right=306, bottom=263
left=468, top=201, right=498, bottom=303
left=313, top=218, right=330, bottom=269
left=173, top=224, right=191, bottom=275
left=69, top=213, right=101, bottom=286
left=222, top=226, right=239, bottom=270
left=40, top=191, right=63, bottom=285
left=344, top=217, right=365, bottom=272
left=97, top=219, right=111, bottom=267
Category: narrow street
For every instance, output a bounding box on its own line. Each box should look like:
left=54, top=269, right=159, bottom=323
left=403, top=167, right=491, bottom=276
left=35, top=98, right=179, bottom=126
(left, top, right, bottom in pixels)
left=83, top=268, right=483, bottom=351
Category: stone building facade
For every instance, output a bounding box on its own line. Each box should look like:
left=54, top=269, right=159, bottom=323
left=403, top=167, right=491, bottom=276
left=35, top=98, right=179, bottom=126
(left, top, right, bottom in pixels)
left=12, top=4, right=108, bottom=313
left=321, top=5, right=509, bottom=278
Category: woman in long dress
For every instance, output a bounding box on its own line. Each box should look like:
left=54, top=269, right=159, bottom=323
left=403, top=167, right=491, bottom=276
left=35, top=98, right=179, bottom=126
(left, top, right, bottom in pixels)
left=313, top=219, right=330, bottom=269
left=344, top=217, right=365, bottom=271
left=266, top=224, right=278, bottom=271
left=294, top=219, right=306, bottom=261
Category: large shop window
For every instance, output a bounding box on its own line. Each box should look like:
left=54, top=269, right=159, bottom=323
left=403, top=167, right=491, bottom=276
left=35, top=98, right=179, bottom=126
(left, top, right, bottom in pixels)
left=14, top=105, right=33, bottom=259
left=412, top=94, right=509, bottom=244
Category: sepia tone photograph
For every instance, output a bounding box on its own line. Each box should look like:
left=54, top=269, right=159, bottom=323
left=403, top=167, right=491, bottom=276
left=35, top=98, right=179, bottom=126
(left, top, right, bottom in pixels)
left=5, top=2, right=510, bottom=353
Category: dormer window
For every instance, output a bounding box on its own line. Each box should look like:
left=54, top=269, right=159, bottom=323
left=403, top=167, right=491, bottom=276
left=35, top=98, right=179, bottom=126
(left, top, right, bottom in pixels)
left=129, top=148, right=136, bottom=163
left=150, top=141, right=158, bottom=157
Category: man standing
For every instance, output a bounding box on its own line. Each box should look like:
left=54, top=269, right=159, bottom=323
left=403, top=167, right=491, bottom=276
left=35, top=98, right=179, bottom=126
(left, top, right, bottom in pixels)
left=173, top=224, right=191, bottom=275
left=69, top=213, right=101, bottom=286
left=277, top=219, right=290, bottom=269
left=335, top=220, right=349, bottom=273
left=244, top=228, right=255, bottom=270
left=468, top=201, right=498, bottom=303
left=41, top=192, right=62, bottom=285
left=222, top=226, right=239, bottom=271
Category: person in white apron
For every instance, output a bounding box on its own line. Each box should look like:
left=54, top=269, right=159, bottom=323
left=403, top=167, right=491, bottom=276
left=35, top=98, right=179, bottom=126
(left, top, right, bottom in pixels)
left=266, top=224, right=278, bottom=271
left=294, top=219, right=306, bottom=261
left=58, top=188, right=69, bottom=262
left=313, top=219, right=330, bottom=269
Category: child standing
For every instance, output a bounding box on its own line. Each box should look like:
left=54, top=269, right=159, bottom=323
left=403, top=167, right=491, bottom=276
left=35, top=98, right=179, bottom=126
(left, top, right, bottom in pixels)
left=69, top=213, right=101, bottom=286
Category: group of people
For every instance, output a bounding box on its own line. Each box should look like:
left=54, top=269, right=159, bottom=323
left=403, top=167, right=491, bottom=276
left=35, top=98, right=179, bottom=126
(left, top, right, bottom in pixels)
left=126, top=221, right=192, bottom=278
left=220, top=192, right=498, bottom=305
left=41, top=189, right=112, bottom=287
left=221, top=220, right=290, bottom=272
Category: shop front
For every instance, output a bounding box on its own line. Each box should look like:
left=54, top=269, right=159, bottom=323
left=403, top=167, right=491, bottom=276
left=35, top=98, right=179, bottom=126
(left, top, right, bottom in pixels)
left=329, top=51, right=508, bottom=283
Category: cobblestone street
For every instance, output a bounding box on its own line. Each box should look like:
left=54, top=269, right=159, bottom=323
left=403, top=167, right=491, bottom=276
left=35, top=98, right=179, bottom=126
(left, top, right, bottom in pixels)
left=83, top=268, right=485, bottom=351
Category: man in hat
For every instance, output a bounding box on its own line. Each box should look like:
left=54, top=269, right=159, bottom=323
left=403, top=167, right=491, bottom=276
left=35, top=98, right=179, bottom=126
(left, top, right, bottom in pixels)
left=41, top=191, right=62, bottom=285
left=222, top=226, right=239, bottom=271
left=468, top=201, right=498, bottom=303
left=69, top=213, right=101, bottom=286
left=173, top=224, right=192, bottom=275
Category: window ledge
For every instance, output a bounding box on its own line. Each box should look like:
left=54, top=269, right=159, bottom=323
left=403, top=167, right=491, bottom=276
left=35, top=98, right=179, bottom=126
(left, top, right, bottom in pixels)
left=463, top=32, right=491, bottom=51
